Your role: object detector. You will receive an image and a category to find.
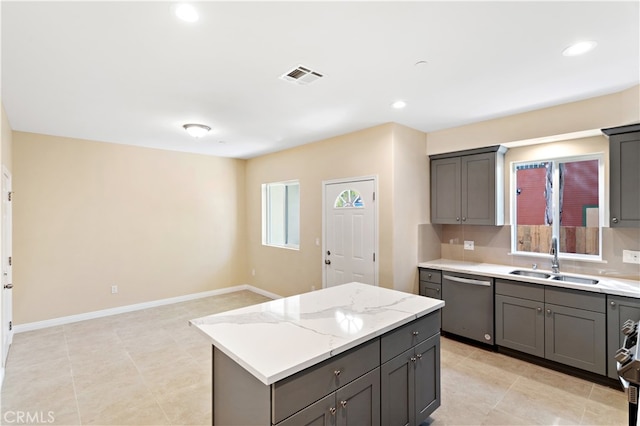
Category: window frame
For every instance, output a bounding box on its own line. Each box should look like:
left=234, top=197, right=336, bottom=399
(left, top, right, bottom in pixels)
left=261, top=180, right=300, bottom=250
left=510, top=153, right=605, bottom=261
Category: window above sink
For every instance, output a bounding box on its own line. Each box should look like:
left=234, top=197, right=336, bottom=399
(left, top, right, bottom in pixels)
left=510, top=153, right=604, bottom=261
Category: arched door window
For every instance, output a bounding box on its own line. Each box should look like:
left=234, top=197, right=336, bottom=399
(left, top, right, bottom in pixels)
left=334, top=189, right=364, bottom=208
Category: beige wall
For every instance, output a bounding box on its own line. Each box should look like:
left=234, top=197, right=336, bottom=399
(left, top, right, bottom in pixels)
left=13, top=132, right=247, bottom=324
left=391, top=125, right=429, bottom=294
left=427, top=85, right=640, bottom=155
left=244, top=124, right=396, bottom=297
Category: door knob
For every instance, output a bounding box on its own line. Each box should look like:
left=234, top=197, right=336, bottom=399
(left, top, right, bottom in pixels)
left=325, top=259, right=331, bottom=265
left=4, top=283, right=12, bottom=289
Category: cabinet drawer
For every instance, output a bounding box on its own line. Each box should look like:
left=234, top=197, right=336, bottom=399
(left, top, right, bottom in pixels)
left=381, top=311, right=440, bottom=363
left=545, top=287, right=605, bottom=313
left=419, top=281, right=441, bottom=299
left=419, top=269, right=442, bottom=284
left=495, top=279, right=543, bottom=302
left=272, top=339, right=380, bottom=424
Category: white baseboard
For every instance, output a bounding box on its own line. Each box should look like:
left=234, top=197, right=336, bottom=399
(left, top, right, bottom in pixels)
left=13, top=284, right=281, bottom=334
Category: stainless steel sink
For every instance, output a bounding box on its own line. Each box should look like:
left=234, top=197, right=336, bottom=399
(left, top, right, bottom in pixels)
left=509, top=270, right=552, bottom=279
left=551, top=275, right=599, bottom=285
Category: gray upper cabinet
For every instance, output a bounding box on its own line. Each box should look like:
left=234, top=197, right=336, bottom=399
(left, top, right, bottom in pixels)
left=603, top=124, right=640, bottom=228
left=430, top=146, right=507, bottom=225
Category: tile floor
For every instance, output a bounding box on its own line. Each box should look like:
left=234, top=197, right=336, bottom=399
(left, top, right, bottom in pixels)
left=0, top=290, right=628, bottom=425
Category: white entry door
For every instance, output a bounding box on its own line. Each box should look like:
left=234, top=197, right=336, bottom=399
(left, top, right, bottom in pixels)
left=2, top=167, right=12, bottom=367
left=323, top=178, right=376, bottom=287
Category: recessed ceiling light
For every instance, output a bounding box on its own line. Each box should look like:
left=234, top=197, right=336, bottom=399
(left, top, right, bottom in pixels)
left=183, top=123, right=211, bottom=138
left=392, top=101, right=407, bottom=109
left=562, top=40, right=597, bottom=57
left=175, top=4, right=199, bottom=22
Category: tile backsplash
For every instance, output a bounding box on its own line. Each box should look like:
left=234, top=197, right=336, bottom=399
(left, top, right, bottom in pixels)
left=419, top=224, right=640, bottom=281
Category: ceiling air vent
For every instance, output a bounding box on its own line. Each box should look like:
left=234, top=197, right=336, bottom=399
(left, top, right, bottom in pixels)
left=280, top=65, right=324, bottom=85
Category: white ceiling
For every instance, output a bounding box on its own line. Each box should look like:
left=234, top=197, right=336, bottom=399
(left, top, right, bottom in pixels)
left=2, top=1, right=638, bottom=159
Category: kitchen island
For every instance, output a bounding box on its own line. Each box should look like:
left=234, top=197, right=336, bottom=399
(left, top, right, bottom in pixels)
left=190, top=282, right=444, bottom=426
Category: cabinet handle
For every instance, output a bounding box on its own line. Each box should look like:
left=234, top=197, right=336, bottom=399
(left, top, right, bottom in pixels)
left=329, top=407, right=336, bottom=415
left=537, top=307, right=542, bottom=312
left=611, top=301, right=616, bottom=306
left=340, top=400, right=347, bottom=408
left=612, top=217, right=619, bottom=224
left=412, top=331, right=419, bottom=336
left=546, top=309, right=552, bottom=314
left=334, top=370, right=341, bottom=377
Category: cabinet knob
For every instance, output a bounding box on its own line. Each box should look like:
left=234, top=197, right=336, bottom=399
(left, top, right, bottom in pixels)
left=412, top=331, right=419, bottom=336
left=334, top=369, right=341, bottom=377
left=416, top=353, right=422, bottom=359
left=537, top=307, right=542, bottom=312
left=546, top=309, right=552, bottom=314
left=456, top=217, right=460, bottom=222
left=427, top=273, right=432, bottom=278
left=436, top=288, right=440, bottom=293
left=611, top=301, right=616, bottom=306
left=612, top=217, right=619, bottom=224
left=340, top=400, right=348, bottom=408
left=329, top=407, right=336, bottom=415
left=462, top=217, right=467, bottom=222
left=410, top=356, right=417, bottom=362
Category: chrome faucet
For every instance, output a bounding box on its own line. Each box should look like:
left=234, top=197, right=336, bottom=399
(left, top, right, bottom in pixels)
left=550, top=236, right=560, bottom=274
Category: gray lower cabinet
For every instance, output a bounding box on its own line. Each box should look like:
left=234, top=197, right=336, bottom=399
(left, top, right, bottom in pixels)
left=419, top=268, right=441, bottom=301
left=279, top=369, right=381, bottom=426
left=381, top=332, right=441, bottom=426
left=495, top=294, right=544, bottom=358
left=212, top=311, right=441, bottom=426
left=495, top=280, right=606, bottom=375
left=607, top=295, right=640, bottom=379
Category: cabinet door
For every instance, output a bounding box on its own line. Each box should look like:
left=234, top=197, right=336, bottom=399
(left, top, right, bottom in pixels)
left=544, top=303, right=606, bottom=375
left=336, top=368, right=380, bottom=426
left=381, top=348, right=414, bottom=426
left=277, top=393, right=335, bottom=426
left=461, top=152, right=496, bottom=225
left=414, top=334, right=441, bottom=425
left=431, top=157, right=461, bottom=224
left=610, top=131, right=640, bottom=227
left=607, top=296, right=640, bottom=379
left=495, top=294, right=544, bottom=358
left=419, top=281, right=441, bottom=299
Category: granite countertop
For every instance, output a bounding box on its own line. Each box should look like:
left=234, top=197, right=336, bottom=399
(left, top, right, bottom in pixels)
left=418, top=259, right=640, bottom=298
left=190, top=282, right=444, bottom=385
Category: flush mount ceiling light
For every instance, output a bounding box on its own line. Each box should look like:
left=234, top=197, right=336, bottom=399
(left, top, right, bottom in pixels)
left=562, top=40, right=597, bottom=57
left=392, top=100, right=407, bottom=109
left=183, top=123, right=211, bottom=138
left=175, top=4, right=199, bottom=22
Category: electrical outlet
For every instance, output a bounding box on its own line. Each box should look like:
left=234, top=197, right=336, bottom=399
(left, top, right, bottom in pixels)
left=111, top=285, right=118, bottom=294
left=464, top=241, right=474, bottom=250
left=623, top=250, right=640, bottom=264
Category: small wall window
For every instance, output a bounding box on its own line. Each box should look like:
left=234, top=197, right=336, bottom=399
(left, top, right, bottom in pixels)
left=334, top=189, right=364, bottom=208
left=262, top=180, right=300, bottom=249
left=511, top=154, right=603, bottom=260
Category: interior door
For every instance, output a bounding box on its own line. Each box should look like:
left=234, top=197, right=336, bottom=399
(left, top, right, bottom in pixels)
left=1, top=167, right=12, bottom=367
left=324, top=178, right=376, bottom=288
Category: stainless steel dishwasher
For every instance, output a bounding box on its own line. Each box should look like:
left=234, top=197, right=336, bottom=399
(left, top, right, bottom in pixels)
left=441, top=272, right=494, bottom=344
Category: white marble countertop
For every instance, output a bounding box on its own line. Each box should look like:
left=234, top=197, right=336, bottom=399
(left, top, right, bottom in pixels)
left=418, top=259, right=640, bottom=298
left=190, top=282, right=444, bottom=385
